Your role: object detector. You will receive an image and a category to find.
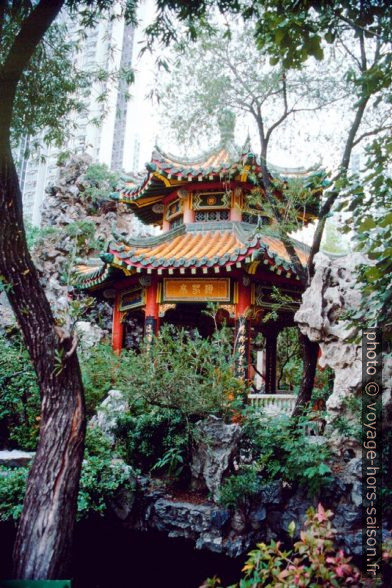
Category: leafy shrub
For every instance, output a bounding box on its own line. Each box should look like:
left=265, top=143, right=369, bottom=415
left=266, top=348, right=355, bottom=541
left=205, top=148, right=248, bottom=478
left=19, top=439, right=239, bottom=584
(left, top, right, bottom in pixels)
left=0, top=334, right=40, bottom=450
left=83, top=163, right=119, bottom=207
left=276, top=327, right=302, bottom=392
left=80, top=343, right=123, bottom=416
left=0, top=428, right=134, bottom=522
left=64, top=220, right=102, bottom=253
left=25, top=223, right=59, bottom=250
left=78, top=426, right=137, bottom=518
left=105, top=325, right=244, bottom=477
left=77, top=454, right=135, bottom=519
left=0, top=466, right=28, bottom=521
left=117, top=325, right=244, bottom=420
left=204, top=505, right=367, bottom=587
left=115, top=408, right=188, bottom=475
left=220, top=410, right=333, bottom=504
left=218, top=465, right=262, bottom=508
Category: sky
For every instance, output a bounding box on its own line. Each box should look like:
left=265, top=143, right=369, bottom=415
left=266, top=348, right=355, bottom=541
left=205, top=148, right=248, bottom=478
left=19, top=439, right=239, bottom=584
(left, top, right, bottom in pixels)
left=120, top=0, right=355, bottom=250
left=122, top=1, right=356, bottom=176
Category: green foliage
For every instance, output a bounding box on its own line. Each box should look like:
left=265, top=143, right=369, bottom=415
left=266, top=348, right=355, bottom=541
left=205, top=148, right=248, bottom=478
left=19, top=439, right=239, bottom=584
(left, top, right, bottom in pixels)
left=115, top=408, right=188, bottom=475
left=321, top=218, right=350, bottom=255
left=117, top=325, right=244, bottom=420
left=25, top=224, right=59, bottom=251
left=77, top=446, right=135, bottom=519
left=0, top=466, right=29, bottom=522
left=311, top=366, right=334, bottom=403
left=82, top=327, right=243, bottom=477
left=3, top=2, right=137, bottom=150
left=77, top=456, right=133, bottom=518
left=339, top=135, right=392, bottom=328
left=218, top=465, right=262, bottom=508
left=84, top=163, right=119, bottom=203
left=78, top=426, right=136, bottom=519
left=65, top=220, right=98, bottom=249
left=151, top=446, right=185, bottom=478
left=157, top=25, right=335, bottom=160
left=206, top=504, right=366, bottom=587
left=80, top=343, right=122, bottom=417
left=0, top=334, right=40, bottom=450
left=220, top=411, right=333, bottom=504
left=276, top=327, right=302, bottom=391
left=0, top=427, right=135, bottom=522
left=331, top=395, right=362, bottom=440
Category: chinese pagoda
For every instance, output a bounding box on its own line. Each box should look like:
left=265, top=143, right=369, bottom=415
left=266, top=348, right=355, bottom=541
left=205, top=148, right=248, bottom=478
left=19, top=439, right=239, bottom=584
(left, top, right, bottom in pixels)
left=74, top=137, right=316, bottom=393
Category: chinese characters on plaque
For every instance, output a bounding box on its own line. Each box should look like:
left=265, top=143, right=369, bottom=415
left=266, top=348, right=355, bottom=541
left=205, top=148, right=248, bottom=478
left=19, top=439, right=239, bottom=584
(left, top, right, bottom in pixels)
left=163, top=278, right=230, bottom=302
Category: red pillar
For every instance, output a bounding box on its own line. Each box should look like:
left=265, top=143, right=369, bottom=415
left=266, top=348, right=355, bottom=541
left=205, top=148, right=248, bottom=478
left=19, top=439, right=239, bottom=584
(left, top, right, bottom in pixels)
left=112, top=292, right=124, bottom=355
left=145, top=278, right=159, bottom=342
left=235, top=279, right=252, bottom=380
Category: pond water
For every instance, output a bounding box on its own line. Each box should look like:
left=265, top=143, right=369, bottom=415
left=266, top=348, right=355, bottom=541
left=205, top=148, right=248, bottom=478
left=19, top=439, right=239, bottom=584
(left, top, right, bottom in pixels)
left=1, top=520, right=243, bottom=588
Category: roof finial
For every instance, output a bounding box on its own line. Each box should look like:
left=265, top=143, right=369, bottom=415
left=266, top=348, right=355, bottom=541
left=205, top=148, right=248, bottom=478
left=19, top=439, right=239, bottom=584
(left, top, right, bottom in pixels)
left=243, top=128, right=252, bottom=153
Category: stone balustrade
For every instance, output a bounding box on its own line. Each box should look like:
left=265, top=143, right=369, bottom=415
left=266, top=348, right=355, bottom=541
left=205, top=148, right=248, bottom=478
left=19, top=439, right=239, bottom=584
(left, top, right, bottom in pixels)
left=248, top=393, right=296, bottom=416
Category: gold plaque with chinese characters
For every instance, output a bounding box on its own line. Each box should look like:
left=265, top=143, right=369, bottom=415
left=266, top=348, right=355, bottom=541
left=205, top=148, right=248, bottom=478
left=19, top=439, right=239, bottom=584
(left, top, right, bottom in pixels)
left=162, top=278, right=231, bottom=302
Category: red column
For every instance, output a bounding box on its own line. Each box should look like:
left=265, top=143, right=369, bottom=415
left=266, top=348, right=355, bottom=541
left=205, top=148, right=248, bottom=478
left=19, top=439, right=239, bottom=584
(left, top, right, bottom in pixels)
left=112, top=292, right=124, bottom=355
left=145, top=278, right=159, bottom=342
left=236, top=279, right=251, bottom=317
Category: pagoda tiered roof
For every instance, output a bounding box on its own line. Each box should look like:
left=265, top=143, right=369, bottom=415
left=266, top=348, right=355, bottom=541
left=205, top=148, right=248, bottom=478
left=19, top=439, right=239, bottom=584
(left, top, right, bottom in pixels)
left=112, top=142, right=319, bottom=224
left=74, top=222, right=309, bottom=290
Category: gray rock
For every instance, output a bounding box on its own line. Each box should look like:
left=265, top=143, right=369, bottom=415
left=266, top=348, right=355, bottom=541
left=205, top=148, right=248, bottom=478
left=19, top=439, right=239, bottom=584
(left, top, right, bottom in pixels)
left=334, top=504, right=362, bottom=529
left=259, top=480, right=282, bottom=504
left=76, top=320, right=105, bottom=349
left=280, top=492, right=315, bottom=536
left=191, top=415, right=242, bottom=501
left=0, top=450, right=35, bottom=467
left=340, top=530, right=363, bottom=556
left=295, top=252, right=392, bottom=438
left=225, top=537, right=252, bottom=558
left=250, top=505, right=266, bottom=530
left=91, top=390, right=128, bottom=442
left=231, top=509, right=246, bottom=533
left=196, top=534, right=223, bottom=552
left=210, top=508, right=230, bottom=530
left=149, top=499, right=213, bottom=537
left=109, top=466, right=137, bottom=520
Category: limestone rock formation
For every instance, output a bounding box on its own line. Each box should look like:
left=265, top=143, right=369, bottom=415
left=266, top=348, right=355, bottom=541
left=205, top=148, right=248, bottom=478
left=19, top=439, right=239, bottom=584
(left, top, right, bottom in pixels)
left=1, top=154, right=151, bottom=331
left=34, top=155, right=135, bottom=319
left=108, top=473, right=371, bottom=558
left=190, top=415, right=242, bottom=501
left=0, top=449, right=35, bottom=468
left=75, top=320, right=106, bottom=350
left=91, top=390, right=129, bottom=443
left=295, top=252, right=391, bottom=420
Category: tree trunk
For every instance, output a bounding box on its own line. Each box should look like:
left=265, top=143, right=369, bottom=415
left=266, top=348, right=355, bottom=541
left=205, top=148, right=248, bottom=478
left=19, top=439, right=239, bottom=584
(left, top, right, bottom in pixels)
left=292, top=333, right=319, bottom=418
left=0, top=143, right=86, bottom=579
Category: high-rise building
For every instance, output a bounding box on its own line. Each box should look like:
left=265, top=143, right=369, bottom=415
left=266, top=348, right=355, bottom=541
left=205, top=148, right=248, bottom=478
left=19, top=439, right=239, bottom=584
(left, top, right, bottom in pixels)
left=17, top=11, right=135, bottom=226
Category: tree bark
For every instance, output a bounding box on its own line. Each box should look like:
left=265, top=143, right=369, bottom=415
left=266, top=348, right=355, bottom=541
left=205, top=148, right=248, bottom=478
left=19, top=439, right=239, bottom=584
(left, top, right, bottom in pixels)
left=0, top=118, right=85, bottom=580
left=0, top=0, right=87, bottom=578
left=292, top=333, right=319, bottom=418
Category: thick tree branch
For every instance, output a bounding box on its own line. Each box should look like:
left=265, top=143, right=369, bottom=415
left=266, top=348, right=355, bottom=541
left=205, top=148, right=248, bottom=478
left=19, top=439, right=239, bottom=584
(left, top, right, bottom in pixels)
left=340, top=96, right=369, bottom=171
left=0, top=0, right=64, bottom=139
left=335, top=11, right=385, bottom=40
left=307, top=94, right=370, bottom=276
left=352, top=124, right=392, bottom=147
left=359, top=30, right=367, bottom=72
